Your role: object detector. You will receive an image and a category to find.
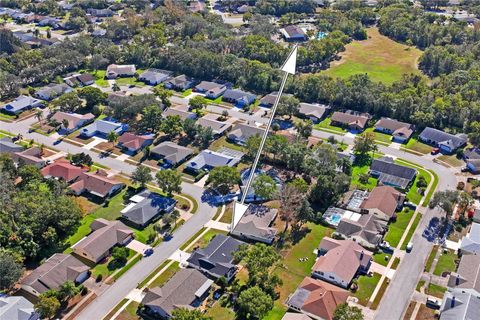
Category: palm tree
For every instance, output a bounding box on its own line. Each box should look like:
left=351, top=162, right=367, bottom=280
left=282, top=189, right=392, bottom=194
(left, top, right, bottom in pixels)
left=35, top=110, right=43, bottom=123
left=62, top=119, right=69, bottom=131
left=107, top=131, right=119, bottom=149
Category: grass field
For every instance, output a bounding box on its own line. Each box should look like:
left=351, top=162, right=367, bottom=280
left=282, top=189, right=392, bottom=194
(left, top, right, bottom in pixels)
left=402, top=138, right=432, bottom=154
left=426, top=283, right=447, bottom=299
left=350, top=162, right=378, bottom=191
left=433, top=249, right=457, bottom=276
left=313, top=117, right=346, bottom=134
left=353, top=273, right=382, bottom=306
left=364, top=127, right=392, bottom=144
left=324, top=28, right=423, bottom=84
left=400, top=213, right=421, bottom=250
left=384, top=209, right=415, bottom=248
left=148, top=261, right=180, bottom=288
left=425, top=245, right=439, bottom=273
left=186, top=229, right=228, bottom=253
left=373, top=252, right=392, bottom=267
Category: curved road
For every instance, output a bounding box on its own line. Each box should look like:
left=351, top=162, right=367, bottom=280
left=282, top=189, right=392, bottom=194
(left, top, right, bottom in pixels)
left=2, top=114, right=457, bottom=320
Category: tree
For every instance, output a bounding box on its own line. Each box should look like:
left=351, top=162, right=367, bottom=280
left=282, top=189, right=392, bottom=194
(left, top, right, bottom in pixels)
left=52, top=92, right=83, bottom=113
left=139, top=105, right=163, bottom=133
left=107, top=130, right=119, bottom=148
left=58, top=280, right=80, bottom=301
left=78, top=86, right=107, bottom=108
left=35, top=109, right=43, bottom=122
left=35, top=295, right=60, bottom=319
left=156, top=169, right=182, bottom=196
left=277, top=95, right=299, bottom=119
left=252, top=174, right=277, bottom=200
left=245, top=134, right=261, bottom=159
left=189, top=95, right=208, bottom=110
left=353, top=132, right=377, bottom=157
left=62, top=119, right=69, bottom=130
left=333, top=303, right=364, bottom=320
left=207, top=166, right=240, bottom=193
left=428, top=190, right=460, bottom=220
left=279, top=183, right=305, bottom=232
left=132, top=166, right=152, bottom=188
left=183, top=118, right=198, bottom=140
left=0, top=250, right=23, bottom=290
left=196, top=126, right=213, bottom=148
left=234, top=243, right=280, bottom=279
left=237, top=286, right=273, bottom=319
left=71, top=152, right=93, bottom=166
left=112, top=246, right=129, bottom=264
left=160, top=115, right=183, bottom=138
left=153, top=86, right=173, bottom=108
left=171, top=308, right=212, bottom=320
left=112, top=83, right=121, bottom=92
left=295, top=120, right=313, bottom=139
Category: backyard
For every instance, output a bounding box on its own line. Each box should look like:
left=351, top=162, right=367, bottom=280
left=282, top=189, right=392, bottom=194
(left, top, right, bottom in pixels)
left=350, top=158, right=378, bottom=191
left=324, top=28, right=423, bottom=84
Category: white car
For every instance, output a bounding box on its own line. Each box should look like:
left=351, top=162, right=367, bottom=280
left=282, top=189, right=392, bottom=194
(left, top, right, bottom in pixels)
left=406, top=242, right=413, bottom=252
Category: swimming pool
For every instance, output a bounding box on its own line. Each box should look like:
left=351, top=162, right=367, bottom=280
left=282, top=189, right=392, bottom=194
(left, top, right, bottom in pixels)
left=324, top=212, right=343, bottom=226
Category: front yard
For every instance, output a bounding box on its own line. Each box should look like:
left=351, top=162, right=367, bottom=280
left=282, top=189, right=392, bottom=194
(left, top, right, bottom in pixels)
left=364, top=127, right=392, bottom=145
left=91, top=248, right=137, bottom=280
left=147, top=261, right=180, bottom=288
left=186, top=229, right=228, bottom=253
left=352, top=272, right=382, bottom=306
left=433, top=249, right=457, bottom=276
left=313, top=117, right=347, bottom=134
left=402, top=138, right=432, bottom=154
left=384, top=208, right=415, bottom=248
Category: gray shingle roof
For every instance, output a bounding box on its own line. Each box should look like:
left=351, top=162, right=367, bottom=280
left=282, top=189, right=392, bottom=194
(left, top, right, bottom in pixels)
left=440, top=291, right=480, bottom=320
left=138, top=69, right=172, bottom=84
left=162, top=108, right=196, bottom=121
left=142, top=269, right=213, bottom=317
left=2, top=95, right=43, bottom=113
left=35, top=84, right=71, bottom=100
left=335, top=213, right=387, bottom=247
left=370, top=157, right=417, bottom=189
left=0, top=295, right=38, bottom=320
left=420, top=127, right=467, bottom=150
left=0, top=137, right=24, bottom=154
left=222, top=89, right=256, bottom=104
left=448, top=255, right=480, bottom=295
left=197, top=116, right=233, bottom=135
left=150, top=142, right=194, bottom=165
left=195, top=81, right=224, bottom=92
left=122, top=190, right=176, bottom=226
left=81, top=119, right=123, bottom=135
left=187, top=234, right=244, bottom=278
left=228, top=123, right=264, bottom=143
left=186, top=149, right=243, bottom=171
left=298, top=103, right=330, bottom=120
left=232, top=205, right=277, bottom=242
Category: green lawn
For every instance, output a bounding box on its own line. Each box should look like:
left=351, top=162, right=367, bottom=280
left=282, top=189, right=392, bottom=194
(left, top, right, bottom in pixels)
left=179, top=227, right=207, bottom=251
left=264, top=223, right=333, bottom=319
left=313, top=117, right=347, bottom=134
left=148, top=261, right=180, bottom=288
left=373, top=252, right=393, bottom=267
left=92, top=70, right=109, bottom=87
left=400, top=213, right=422, bottom=250
left=92, top=249, right=137, bottom=279
left=437, top=154, right=464, bottom=167
left=384, top=208, right=414, bottom=248
left=186, top=229, right=228, bottom=253
left=174, top=193, right=198, bottom=213
left=426, top=283, right=447, bottom=299
left=113, top=254, right=142, bottom=280
left=365, top=127, right=392, bottom=144
left=181, top=89, right=193, bottom=97
left=423, top=170, right=439, bottom=207
left=394, top=159, right=431, bottom=205
left=353, top=272, right=382, bottom=306
left=402, top=138, right=432, bottom=155
left=209, top=136, right=245, bottom=152
left=206, top=303, right=235, bottom=320
left=115, top=77, right=145, bottom=87
left=425, top=245, right=439, bottom=273
left=63, top=214, right=97, bottom=252
left=93, top=190, right=127, bottom=220
left=416, top=280, right=426, bottom=292
left=351, top=162, right=378, bottom=191
left=371, top=278, right=389, bottom=310
left=205, top=95, right=224, bottom=104
left=433, top=250, right=457, bottom=276
left=137, top=260, right=171, bottom=288
left=391, top=257, right=400, bottom=270
left=324, top=28, right=423, bottom=84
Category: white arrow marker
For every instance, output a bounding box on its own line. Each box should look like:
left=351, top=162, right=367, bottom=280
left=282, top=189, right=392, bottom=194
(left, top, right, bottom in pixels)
left=232, top=45, right=298, bottom=230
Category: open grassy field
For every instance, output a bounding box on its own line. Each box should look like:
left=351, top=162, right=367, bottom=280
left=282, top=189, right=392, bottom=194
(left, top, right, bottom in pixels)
left=324, top=28, right=423, bottom=84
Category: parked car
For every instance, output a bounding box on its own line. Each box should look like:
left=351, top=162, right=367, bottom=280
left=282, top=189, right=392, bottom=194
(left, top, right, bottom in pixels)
left=406, top=242, right=413, bottom=253
left=426, top=297, right=441, bottom=309
left=143, top=248, right=154, bottom=257
left=431, top=148, right=440, bottom=155
left=380, top=241, right=394, bottom=253
left=404, top=202, right=417, bottom=210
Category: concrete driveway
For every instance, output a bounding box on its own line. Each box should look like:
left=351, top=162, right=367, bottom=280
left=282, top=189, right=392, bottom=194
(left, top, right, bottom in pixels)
left=126, top=240, right=150, bottom=255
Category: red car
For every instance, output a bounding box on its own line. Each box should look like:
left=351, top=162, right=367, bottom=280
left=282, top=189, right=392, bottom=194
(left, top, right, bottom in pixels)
left=431, top=148, right=440, bottom=155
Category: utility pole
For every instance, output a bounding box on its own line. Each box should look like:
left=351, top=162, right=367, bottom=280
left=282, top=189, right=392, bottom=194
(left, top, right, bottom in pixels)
left=231, top=45, right=298, bottom=230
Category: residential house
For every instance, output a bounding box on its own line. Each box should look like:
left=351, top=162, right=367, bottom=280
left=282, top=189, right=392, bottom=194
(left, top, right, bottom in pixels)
left=463, top=148, right=480, bottom=161
left=298, top=103, right=331, bottom=123
left=370, top=157, right=417, bottom=190
left=41, top=159, right=87, bottom=183
left=312, top=237, right=372, bottom=288
left=459, top=222, right=480, bottom=255
left=259, top=92, right=281, bottom=108
left=334, top=213, right=388, bottom=250
left=0, top=137, right=24, bottom=155
left=69, top=170, right=124, bottom=198
left=0, top=295, right=39, bottom=320
left=20, top=253, right=89, bottom=296
left=79, top=119, right=128, bottom=138
left=13, top=147, right=47, bottom=168
left=141, top=269, right=213, bottom=319
left=117, top=132, right=154, bottom=153
left=138, top=69, right=172, bottom=85
left=473, top=209, right=480, bottom=224
left=64, top=73, right=95, bottom=87
left=121, top=190, right=176, bottom=227
left=185, top=148, right=243, bottom=173
left=360, top=186, right=405, bottom=221
left=38, top=17, right=61, bottom=29
left=330, top=111, right=370, bottom=132
left=150, top=142, right=194, bottom=166
left=162, top=107, right=196, bottom=121
left=187, top=234, right=244, bottom=281
left=91, top=28, right=107, bottom=37
left=106, top=64, right=136, bottom=79
left=73, top=218, right=133, bottom=263
left=13, top=31, right=59, bottom=48
left=439, top=291, right=480, bottom=320
left=164, top=75, right=195, bottom=91
left=231, top=204, right=278, bottom=244
left=447, top=254, right=480, bottom=296
left=374, top=118, right=414, bottom=143
left=419, top=127, right=467, bottom=154
left=197, top=114, right=234, bottom=136
left=86, top=8, right=115, bottom=17
left=466, top=159, right=480, bottom=174
left=227, top=122, right=264, bottom=145
left=286, top=277, right=349, bottom=320
left=222, top=89, right=256, bottom=108
left=51, top=111, right=95, bottom=133
left=280, top=25, right=308, bottom=42
left=1, top=95, right=44, bottom=115
left=34, top=84, right=72, bottom=101
left=194, top=81, right=227, bottom=99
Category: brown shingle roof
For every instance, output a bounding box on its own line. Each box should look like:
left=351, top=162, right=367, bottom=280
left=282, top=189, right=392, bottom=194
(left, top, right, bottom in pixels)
left=117, top=132, right=152, bottom=151
left=331, top=112, right=369, bottom=129
left=360, top=186, right=404, bottom=219
left=51, top=111, right=94, bottom=130
left=375, top=118, right=413, bottom=138
left=41, top=159, right=86, bottom=181
left=69, top=170, right=123, bottom=197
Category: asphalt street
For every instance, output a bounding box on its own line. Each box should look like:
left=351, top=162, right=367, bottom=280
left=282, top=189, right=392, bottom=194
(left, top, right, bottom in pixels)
left=1, top=112, right=457, bottom=320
